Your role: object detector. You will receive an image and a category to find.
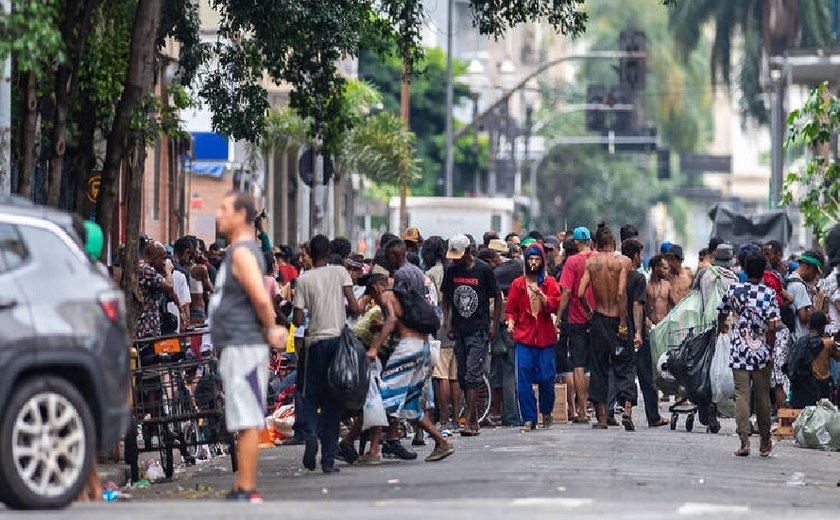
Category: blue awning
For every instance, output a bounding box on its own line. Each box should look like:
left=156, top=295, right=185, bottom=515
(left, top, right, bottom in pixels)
left=192, top=132, right=229, bottom=161
left=187, top=162, right=226, bottom=178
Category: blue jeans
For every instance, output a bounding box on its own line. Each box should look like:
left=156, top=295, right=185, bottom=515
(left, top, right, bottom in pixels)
left=299, top=336, right=345, bottom=469
left=515, top=344, right=556, bottom=424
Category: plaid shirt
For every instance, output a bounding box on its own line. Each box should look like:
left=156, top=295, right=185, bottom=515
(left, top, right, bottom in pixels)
left=717, top=282, right=780, bottom=371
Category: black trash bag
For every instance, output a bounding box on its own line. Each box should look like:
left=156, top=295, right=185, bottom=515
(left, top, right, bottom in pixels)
left=328, top=326, right=370, bottom=411
left=393, top=288, right=440, bottom=335
left=666, top=327, right=717, bottom=406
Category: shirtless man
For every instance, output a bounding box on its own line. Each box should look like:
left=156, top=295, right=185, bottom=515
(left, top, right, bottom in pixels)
left=646, top=254, right=675, bottom=330
left=666, top=245, right=693, bottom=304
left=359, top=274, right=455, bottom=464
left=578, top=224, right=629, bottom=429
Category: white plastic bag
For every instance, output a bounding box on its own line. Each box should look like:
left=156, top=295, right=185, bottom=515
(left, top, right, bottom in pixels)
left=363, top=360, right=388, bottom=429
left=272, top=404, right=295, bottom=438
left=144, top=459, right=165, bottom=481
left=710, top=333, right=735, bottom=403
left=429, top=339, right=441, bottom=368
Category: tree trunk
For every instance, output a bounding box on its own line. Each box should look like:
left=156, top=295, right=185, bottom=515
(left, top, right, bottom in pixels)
left=46, top=0, right=99, bottom=207
left=121, top=141, right=146, bottom=339
left=96, top=0, right=161, bottom=239
left=72, top=95, right=97, bottom=216
left=17, top=71, right=37, bottom=198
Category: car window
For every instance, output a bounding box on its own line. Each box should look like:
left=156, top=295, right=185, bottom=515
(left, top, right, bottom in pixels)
left=0, top=223, right=29, bottom=272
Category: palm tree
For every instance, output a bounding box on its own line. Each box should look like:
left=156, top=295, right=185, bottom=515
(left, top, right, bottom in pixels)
left=341, top=111, right=422, bottom=188
left=668, top=0, right=833, bottom=123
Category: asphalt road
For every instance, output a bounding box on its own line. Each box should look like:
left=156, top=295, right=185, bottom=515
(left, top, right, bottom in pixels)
left=5, top=404, right=840, bottom=519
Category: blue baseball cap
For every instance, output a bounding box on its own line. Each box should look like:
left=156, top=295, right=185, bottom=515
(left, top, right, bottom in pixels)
left=573, top=227, right=591, bottom=241
left=660, top=241, right=673, bottom=254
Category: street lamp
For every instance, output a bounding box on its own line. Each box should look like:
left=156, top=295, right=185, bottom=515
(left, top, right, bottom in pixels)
left=522, top=81, right=539, bottom=228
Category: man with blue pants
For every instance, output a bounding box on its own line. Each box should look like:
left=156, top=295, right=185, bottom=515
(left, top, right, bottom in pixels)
left=505, top=242, right=562, bottom=430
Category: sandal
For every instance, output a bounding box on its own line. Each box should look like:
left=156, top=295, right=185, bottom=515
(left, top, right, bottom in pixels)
left=759, top=439, right=773, bottom=457
left=734, top=447, right=750, bottom=457
left=592, top=423, right=607, bottom=430
left=459, top=429, right=481, bottom=437
left=648, top=418, right=669, bottom=428
left=572, top=415, right=590, bottom=424
left=621, top=414, right=635, bottom=432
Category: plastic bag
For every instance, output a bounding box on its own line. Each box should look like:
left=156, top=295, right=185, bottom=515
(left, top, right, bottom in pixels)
left=793, top=399, right=840, bottom=451
left=710, top=333, right=735, bottom=403
left=666, top=327, right=717, bottom=405
left=327, top=326, right=370, bottom=410
left=429, top=339, right=441, bottom=368
left=144, top=459, right=165, bottom=481
left=363, top=360, right=388, bottom=429
left=272, top=404, right=295, bottom=439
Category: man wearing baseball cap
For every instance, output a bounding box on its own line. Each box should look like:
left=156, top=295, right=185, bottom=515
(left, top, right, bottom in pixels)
left=787, top=249, right=826, bottom=341
left=557, top=227, right=596, bottom=423
left=442, top=234, right=503, bottom=436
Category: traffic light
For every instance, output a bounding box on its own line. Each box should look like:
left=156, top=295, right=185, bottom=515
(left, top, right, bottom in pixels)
left=619, top=30, right=646, bottom=90
left=586, top=85, right=607, bottom=132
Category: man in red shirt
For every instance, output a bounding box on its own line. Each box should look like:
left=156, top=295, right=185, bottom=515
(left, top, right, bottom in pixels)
left=506, top=242, right=561, bottom=430
left=557, top=227, right=596, bottom=423
left=274, top=245, right=299, bottom=284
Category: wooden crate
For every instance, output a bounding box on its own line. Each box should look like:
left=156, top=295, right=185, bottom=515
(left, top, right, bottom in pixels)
left=775, top=408, right=801, bottom=439
left=533, top=384, right=568, bottom=424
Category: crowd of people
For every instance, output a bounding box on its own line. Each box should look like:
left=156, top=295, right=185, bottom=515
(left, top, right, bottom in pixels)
left=127, top=191, right=840, bottom=502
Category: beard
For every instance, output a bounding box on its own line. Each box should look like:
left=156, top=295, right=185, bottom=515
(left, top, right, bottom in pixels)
left=525, top=262, right=542, bottom=275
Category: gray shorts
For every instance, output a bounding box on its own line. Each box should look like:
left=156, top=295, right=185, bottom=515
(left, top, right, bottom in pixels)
left=219, top=345, right=269, bottom=431
left=455, top=330, right=487, bottom=390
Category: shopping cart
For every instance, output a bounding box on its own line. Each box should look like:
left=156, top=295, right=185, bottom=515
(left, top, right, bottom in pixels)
left=125, top=329, right=237, bottom=481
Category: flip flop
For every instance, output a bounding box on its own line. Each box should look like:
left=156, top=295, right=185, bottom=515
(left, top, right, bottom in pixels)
left=648, top=418, right=669, bottom=428
left=622, top=414, right=636, bottom=432
left=459, top=429, right=481, bottom=437
left=572, top=415, right=590, bottom=424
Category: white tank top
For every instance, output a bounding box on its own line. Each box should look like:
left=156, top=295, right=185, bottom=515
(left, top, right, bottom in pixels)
left=189, top=274, right=203, bottom=294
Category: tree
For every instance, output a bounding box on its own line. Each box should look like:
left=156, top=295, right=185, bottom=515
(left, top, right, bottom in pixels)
left=358, top=47, right=475, bottom=195
left=537, top=143, right=661, bottom=233
left=342, top=111, right=421, bottom=189
left=201, top=0, right=593, bottom=154
left=783, top=82, right=840, bottom=239
left=667, top=0, right=832, bottom=123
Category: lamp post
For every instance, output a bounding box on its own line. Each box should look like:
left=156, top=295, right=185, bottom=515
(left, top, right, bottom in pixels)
left=444, top=0, right=455, bottom=197
left=522, top=81, right=539, bottom=228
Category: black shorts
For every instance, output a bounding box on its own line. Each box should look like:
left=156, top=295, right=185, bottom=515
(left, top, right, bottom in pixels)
left=455, top=330, right=488, bottom=390
left=555, top=332, right=573, bottom=374
left=567, top=323, right=590, bottom=369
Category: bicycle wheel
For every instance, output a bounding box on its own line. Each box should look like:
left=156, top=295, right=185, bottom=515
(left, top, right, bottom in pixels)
left=459, top=374, right=493, bottom=424
left=475, top=375, right=492, bottom=424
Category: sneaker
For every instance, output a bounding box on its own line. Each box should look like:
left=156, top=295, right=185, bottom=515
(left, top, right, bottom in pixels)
left=336, top=442, right=359, bottom=465
left=520, top=421, right=535, bottom=432
left=356, top=453, right=383, bottom=466
left=382, top=440, right=418, bottom=460
left=303, top=438, right=318, bottom=470
left=225, top=489, right=263, bottom=503
left=542, top=415, right=553, bottom=429
left=425, top=443, right=455, bottom=462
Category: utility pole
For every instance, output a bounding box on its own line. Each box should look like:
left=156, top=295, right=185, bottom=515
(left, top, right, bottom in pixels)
left=443, top=0, right=454, bottom=197
left=399, top=64, right=410, bottom=231
left=0, top=0, right=11, bottom=196
left=769, top=69, right=784, bottom=209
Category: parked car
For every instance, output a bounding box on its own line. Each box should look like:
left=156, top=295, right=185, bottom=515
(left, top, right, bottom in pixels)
left=0, top=197, right=129, bottom=509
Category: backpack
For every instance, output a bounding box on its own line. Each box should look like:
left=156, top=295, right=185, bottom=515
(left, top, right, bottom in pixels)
left=393, top=287, right=441, bottom=335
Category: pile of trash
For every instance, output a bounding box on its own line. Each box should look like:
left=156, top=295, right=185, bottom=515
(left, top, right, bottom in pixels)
left=793, top=399, right=840, bottom=451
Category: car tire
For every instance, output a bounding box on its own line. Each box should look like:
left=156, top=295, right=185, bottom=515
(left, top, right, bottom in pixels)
left=0, top=376, right=94, bottom=510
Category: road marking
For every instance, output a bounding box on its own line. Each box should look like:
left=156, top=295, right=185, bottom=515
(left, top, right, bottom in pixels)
left=678, top=502, right=750, bottom=515
left=512, top=498, right=594, bottom=508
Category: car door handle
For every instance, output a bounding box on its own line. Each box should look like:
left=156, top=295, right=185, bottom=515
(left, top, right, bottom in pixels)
left=0, top=298, right=17, bottom=310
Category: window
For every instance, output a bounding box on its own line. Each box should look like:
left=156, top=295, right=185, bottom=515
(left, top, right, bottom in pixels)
left=0, top=223, right=29, bottom=272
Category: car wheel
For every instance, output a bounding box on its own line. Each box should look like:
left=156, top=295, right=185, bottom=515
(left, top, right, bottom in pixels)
left=0, top=376, right=94, bottom=510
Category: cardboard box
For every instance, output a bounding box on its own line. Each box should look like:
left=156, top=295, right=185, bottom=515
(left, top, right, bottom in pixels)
left=533, top=383, right=569, bottom=424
